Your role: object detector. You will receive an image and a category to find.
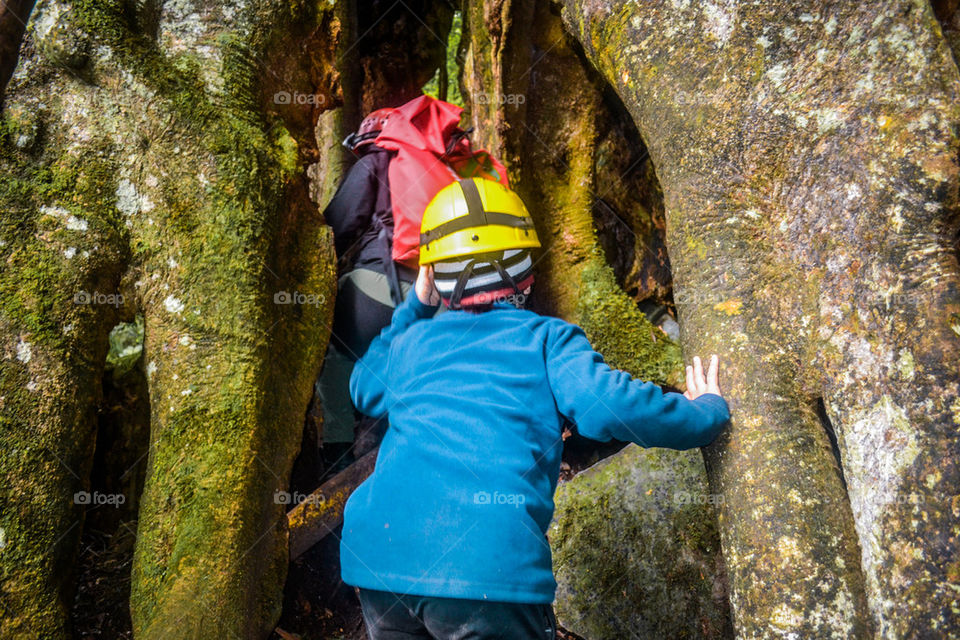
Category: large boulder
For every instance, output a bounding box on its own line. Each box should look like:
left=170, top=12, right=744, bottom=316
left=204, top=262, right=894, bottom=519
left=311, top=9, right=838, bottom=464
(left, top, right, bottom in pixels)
left=550, top=444, right=732, bottom=639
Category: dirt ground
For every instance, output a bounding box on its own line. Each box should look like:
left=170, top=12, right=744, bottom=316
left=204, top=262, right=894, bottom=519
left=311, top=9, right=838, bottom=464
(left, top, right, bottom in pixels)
left=71, top=424, right=618, bottom=639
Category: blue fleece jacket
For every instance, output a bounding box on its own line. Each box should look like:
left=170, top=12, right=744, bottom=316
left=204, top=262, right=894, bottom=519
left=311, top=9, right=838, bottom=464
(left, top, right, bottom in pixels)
left=341, top=293, right=730, bottom=604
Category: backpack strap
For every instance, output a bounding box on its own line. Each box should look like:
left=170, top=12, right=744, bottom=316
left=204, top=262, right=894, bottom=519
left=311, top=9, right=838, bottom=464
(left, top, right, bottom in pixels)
left=369, top=216, right=405, bottom=307
left=342, top=130, right=379, bottom=151
left=443, top=126, right=474, bottom=157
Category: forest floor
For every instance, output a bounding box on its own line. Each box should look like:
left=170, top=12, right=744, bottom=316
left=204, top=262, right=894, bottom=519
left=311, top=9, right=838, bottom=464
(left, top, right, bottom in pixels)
left=70, top=427, right=623, bottom=639
left=72, top=523, right=136, bottom=639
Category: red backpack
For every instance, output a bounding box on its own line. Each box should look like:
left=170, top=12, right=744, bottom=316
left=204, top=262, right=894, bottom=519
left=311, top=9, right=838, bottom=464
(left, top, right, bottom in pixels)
left=372, top=95, right=509, bottom=270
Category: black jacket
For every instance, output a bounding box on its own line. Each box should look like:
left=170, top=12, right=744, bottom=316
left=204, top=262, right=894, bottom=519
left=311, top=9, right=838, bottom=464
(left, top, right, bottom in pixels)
left=322, top=147, right=415, bottom=283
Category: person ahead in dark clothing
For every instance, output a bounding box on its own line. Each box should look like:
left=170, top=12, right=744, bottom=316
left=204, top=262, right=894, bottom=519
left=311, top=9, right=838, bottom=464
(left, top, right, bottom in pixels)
left=315, top=108, right=419, bottom=473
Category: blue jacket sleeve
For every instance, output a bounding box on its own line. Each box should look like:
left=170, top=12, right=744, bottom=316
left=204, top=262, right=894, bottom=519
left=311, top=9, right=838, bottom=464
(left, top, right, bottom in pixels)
left=544, top=320, right=730, bottom=449
left=349, top=294, right=439, bottom=418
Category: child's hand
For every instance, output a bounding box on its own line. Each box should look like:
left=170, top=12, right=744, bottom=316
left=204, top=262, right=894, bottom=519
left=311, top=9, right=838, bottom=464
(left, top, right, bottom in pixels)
left=684, top=354, right=722, bottom=400
left=415, top=265, right=441, bottom=306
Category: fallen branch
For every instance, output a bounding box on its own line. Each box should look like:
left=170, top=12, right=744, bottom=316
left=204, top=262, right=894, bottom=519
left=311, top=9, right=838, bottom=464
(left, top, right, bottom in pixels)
left=287, top=447, right=378, bottom=560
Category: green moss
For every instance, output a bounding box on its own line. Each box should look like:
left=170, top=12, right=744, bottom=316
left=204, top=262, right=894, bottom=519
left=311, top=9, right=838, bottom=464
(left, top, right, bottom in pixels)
left=422, top=10, right=465, bottom=107
left=0, top=204, right=122, bottom=638
left=0, top=105, right=127, bottom=634
left=270, top=124, right=301, bottom=175
left=551, top=446, right=729, bottom=639
left=472, top=2, right=682, bottom=389
left=0, top=109, right=126, bottom=348
left=2, top=0, right=338, bottom=636
left=576, top=254, right=683, bottom=385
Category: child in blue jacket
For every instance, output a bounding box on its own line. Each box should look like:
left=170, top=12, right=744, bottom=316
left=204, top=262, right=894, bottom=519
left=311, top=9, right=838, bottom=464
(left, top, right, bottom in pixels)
left=340, top=179, right=730, bottom=640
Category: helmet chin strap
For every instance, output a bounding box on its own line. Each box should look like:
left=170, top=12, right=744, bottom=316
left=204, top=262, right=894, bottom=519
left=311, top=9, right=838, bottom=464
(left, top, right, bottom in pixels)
left=490, top=255, right=522, bottom=296
left=448, top=258, right=478, bottom=309
left=446, top=252, right=522, bottom=309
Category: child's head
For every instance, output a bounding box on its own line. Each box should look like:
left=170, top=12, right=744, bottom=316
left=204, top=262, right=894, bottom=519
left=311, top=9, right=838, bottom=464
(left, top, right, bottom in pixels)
left=419, top=178, right=540, bottom=310
left=432, top=249, right=534, bottom=310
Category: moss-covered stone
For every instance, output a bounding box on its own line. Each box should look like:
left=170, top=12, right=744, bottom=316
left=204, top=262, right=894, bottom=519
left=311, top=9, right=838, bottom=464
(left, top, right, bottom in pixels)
left=551, top=444, right=732, bottom=639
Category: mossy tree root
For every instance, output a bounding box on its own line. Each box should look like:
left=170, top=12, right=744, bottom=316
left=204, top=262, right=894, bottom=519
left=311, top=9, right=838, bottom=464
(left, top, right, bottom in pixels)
left=460, top=3, right=730, bottom=636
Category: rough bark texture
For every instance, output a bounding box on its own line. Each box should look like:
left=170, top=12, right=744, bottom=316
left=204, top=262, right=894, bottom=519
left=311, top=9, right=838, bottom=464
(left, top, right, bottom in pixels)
left=562, top=1, right=960, bottom=637
left=934, top=0, right=960, bottom=60
left=462, top=0, right=681, bottom=393
left=354, top=0, right=453, bottom=114
left=461, top=2, right=731, bottom=636
left=0, top=0, right=341, bottom=636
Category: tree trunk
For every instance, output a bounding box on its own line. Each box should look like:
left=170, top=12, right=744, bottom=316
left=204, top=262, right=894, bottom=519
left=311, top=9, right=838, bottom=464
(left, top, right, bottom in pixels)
left=4, top=0, right=959, bottom=637
left=0, top=0, right=341, bottom=636
left=562, top=0, right=960, bottom=637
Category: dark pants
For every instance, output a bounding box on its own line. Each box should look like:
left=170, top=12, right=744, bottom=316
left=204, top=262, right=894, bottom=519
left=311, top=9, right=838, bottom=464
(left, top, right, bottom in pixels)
left=330, top=268, right=411, bottom=359
left=357, top=588, right=557, bottom=640
left=319, top=269, right=413, bottom=443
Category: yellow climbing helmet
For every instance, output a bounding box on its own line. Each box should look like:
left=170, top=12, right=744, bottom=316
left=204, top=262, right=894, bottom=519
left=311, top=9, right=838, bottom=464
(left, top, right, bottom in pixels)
left=419, top=178, right=541, bottom=265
